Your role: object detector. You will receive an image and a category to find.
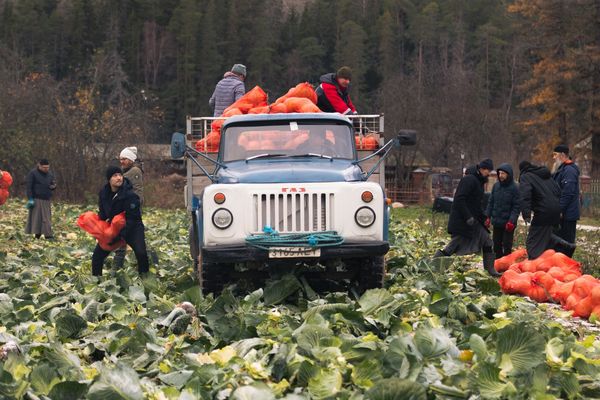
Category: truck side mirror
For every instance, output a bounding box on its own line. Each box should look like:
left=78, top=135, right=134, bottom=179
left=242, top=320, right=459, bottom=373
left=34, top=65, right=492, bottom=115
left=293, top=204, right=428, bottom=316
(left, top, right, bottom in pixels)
left=396, top=130, right=417, bottom=146
left=171, top=132, right=186, bottom=159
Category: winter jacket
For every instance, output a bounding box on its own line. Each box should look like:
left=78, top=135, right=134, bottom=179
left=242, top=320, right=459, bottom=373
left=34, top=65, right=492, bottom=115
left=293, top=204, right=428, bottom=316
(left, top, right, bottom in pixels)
left=98, top=178, right=143, bottom=237
left=315, top=73, right=357, bottom=114
left=448, top=167, right=487, bottom=238
left=26, top=168, right=56, bottom=200
left=209, top=72, right=246, bottom=117
left=485, top=163, right=520, bottom=227
left=123, top=165, right=144, bottom=205
left=519, top=164, right=561, bottom=226
left=552, top=160, right=580, bottom=221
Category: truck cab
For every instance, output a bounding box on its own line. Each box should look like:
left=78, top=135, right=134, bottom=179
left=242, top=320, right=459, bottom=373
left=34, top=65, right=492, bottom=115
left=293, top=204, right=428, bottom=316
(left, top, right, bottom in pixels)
left=171, top=113, right=415, bottom=293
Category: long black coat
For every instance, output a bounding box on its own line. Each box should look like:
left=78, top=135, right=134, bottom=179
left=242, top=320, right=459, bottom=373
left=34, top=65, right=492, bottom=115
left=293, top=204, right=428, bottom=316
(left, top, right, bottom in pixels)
left=26, top=168, right=56, bottom=200
left=448, top=167, right=487, bottom=238
left=519, top=165, right=561, bottom=226
left=485, top=163, right=520, bottom=227
left=98, top=178, right=143, bottom=236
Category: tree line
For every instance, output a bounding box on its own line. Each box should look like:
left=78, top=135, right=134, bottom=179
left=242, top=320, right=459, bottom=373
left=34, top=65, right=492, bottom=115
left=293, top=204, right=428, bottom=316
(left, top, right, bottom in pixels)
left=0, top=0, right=598, bottom=201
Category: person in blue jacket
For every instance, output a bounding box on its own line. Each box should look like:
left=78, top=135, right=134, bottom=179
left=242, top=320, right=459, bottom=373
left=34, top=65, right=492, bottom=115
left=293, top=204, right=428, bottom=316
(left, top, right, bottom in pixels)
left=485, top=163, right=520, bottom=259
left=552, top=145, right=580, bottom=257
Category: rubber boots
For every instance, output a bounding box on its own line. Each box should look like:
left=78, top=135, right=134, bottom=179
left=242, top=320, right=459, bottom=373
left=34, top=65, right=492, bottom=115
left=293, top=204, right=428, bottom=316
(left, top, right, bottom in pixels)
left=483, top=251, right=501, bottom=277
left=551, top=234, right=576, bottom=250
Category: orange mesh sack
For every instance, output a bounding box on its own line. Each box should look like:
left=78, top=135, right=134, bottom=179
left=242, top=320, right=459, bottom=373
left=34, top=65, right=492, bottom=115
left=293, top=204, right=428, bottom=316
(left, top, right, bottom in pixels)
left=196, top=132, right=221, bottom=152
left=222, top=86, right=268, bottom=115
left=0, top=188, right=8, bottom=206
left=283, top=97, right=321, bottom=113
left=0, top=171, right=13, bottom=189
left=248, top=106, right=271, bottom=114
left=274, top=82, right=317, bottom=105
left=494, top=248, right=528, bottom=272
left=77, top=211, right=126, bottom=251
left=269, top=103, right=288, bottom=113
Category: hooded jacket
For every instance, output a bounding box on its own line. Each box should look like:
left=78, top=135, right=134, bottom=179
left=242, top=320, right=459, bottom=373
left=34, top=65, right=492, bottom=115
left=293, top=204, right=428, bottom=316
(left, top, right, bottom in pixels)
left=98, top=178, right=143, bottom=235
left=552, top=160, right=580, bottom=221
left=448, top=166, right=487, bottom=238
left=519, top=164, right=561, bottom=226
left=315, top=73, right=356, bottom=114
left=485, top=163, right=520, bottom=227
left=209, top=72, right=246, bottom=117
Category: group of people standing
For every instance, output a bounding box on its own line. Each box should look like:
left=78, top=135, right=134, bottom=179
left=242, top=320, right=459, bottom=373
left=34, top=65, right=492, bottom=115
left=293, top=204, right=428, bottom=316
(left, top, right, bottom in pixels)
left=23, top=147, right=152, bottom=277
left=209, top=64, right=358, bottom=117
left=435, top=145, right=581, bottom=277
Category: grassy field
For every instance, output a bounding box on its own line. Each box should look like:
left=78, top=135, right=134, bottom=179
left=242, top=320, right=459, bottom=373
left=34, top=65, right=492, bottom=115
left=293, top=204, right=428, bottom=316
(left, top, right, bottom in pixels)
left=0, top=200, right=600, bottom=399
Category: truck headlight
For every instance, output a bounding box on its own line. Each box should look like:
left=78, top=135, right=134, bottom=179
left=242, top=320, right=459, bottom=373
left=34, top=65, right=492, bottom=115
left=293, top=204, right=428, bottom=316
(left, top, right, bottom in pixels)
left=212, top=208, right=233, bottom=229
left=355, top=206, right=375, bottom=227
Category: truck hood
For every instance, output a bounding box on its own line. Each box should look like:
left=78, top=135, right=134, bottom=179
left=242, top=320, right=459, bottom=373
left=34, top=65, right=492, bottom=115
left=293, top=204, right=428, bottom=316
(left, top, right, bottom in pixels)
left=216, top=159, right=364, bottom=183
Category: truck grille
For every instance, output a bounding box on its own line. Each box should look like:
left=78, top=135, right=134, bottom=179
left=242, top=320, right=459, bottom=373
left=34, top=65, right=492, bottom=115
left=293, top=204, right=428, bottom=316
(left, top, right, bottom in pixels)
left=252, top=192, right=334, bottom=233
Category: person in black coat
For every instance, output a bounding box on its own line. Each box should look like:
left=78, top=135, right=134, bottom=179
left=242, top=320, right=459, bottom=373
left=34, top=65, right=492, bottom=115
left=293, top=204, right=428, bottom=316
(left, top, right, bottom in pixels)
left=91, top=166, right=149, bottom=276
left=434, top=158, right=501, bottom=277
left=551, top=145, right=580, bottom=257
left=519, top=161, right=575, bottom=259
left=485, top=163, right=520, bottom=259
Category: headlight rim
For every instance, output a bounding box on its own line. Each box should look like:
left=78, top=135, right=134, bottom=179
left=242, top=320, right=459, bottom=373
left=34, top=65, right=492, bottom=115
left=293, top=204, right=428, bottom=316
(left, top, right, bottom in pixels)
left=212, top=207, right=233, bottom=229
left=354, top=206, right=376, bottom=228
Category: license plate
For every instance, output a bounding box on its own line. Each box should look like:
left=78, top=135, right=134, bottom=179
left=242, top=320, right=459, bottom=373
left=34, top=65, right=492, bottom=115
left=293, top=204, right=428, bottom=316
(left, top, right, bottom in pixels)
left=268, top=247, right=321, bottom=258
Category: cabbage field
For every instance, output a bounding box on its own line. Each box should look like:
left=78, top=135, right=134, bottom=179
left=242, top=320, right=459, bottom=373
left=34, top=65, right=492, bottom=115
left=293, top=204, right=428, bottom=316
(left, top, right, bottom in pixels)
left=1, top=201, right=600, bottom=399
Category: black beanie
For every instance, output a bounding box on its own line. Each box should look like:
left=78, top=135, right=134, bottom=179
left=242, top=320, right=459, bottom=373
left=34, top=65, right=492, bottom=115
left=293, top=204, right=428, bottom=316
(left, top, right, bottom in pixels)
left=519, top=161, right=531, bottom=172
left=106, top=166, right=123, bottom=181
left=553, top=144, right=569, bottom=155
left=478, top=158, right=493, bottom=171
left=336, top=66, right=352, bottom=80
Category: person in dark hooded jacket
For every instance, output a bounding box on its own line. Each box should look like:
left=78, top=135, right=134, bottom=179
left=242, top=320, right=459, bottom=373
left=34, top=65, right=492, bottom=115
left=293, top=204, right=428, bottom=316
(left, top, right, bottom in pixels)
left=315, top=67, right=357, bottom=114
left=91, top=166, right=149, bottom=277
left=518, top=161, right=575, bottom=259
left=434, top=159, right=501, bottom=277
left=485, top=163, right=520, bottom=259
left=551, top=145, right=580, bottom=257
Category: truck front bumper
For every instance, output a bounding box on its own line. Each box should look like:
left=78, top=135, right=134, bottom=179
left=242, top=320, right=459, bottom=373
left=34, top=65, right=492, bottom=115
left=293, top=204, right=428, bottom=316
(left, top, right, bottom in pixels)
left=201, top=241, right=389, bottom=263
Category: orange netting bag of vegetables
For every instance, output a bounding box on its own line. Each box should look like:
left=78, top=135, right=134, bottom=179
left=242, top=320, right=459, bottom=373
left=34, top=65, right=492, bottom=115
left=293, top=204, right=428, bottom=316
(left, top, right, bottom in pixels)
left=274, top=82, right=317, bottom=105
left=0, top=171, right=13, bottom=189
left=77, top=211, right=126, bottom=251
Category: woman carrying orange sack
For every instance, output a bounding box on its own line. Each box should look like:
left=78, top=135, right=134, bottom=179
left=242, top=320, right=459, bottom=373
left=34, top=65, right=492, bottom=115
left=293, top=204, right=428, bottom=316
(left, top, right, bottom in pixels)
left=91, top=166, right=149, bottom=277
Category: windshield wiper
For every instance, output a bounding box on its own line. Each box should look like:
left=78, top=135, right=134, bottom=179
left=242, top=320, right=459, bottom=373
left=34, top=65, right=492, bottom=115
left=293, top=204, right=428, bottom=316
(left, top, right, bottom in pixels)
left=289, top=153, right=332, bottom=159
left=245, top=153, right=288, bottom=161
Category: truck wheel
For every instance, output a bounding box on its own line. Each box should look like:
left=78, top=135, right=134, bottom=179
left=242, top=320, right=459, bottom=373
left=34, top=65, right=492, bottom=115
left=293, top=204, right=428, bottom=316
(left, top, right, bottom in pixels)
left=349, top=256, right=385, bottom=293
left=200, top=261, right=233, bottom=295
left=189, top=224, right=199, bottom=273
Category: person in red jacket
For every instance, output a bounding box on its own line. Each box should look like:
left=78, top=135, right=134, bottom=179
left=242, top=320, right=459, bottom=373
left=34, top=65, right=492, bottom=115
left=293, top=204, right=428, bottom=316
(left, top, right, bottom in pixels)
left=316, top=66, right=357, bottom=114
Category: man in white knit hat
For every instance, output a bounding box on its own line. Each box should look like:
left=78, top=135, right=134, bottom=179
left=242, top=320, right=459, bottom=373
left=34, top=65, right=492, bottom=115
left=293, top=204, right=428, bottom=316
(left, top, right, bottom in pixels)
left=119, top=147, right=144, bottom=204
left=115, top=146, right=155, bottom=269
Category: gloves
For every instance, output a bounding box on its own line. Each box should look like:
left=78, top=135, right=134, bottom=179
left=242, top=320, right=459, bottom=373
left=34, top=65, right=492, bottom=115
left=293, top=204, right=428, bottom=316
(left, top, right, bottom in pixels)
left=484, top=217, right=491, bottom=228
left=26, top=198, right=35, bottom=209
left=505, top=221, right=515, bottom=232
left=466, top=217, right=475, bottom=226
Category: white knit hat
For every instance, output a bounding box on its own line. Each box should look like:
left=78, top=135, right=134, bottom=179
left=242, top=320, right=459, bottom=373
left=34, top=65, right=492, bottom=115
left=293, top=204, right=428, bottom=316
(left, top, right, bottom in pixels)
left=119, top=146, right=138, bottom=161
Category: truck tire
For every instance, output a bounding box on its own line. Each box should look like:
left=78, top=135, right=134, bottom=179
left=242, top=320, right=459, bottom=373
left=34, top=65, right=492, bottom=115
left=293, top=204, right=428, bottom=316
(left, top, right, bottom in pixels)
left=200, top=261, right=234, bottom=294
left=189, top=224, right=199, bottom=273
left=349, top=256, right=386, bottom=293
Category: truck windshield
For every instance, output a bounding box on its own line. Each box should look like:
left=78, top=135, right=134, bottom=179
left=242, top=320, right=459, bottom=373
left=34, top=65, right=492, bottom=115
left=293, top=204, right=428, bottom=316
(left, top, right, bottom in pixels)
left=221, top=122, right=354, bottom=162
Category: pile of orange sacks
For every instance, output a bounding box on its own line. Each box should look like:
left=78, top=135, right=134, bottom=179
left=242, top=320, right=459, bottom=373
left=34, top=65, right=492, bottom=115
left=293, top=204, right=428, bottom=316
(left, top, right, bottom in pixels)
left=77, top=211, right=126, bottom=251
left=0, top=171, right=13, bottom=205
left=497, top=249, right=600, bottom=320
left=196, top=83, right=321, bottom=152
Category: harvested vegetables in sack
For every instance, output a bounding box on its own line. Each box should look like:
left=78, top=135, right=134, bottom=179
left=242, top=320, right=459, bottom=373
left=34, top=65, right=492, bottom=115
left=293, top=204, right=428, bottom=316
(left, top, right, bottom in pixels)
left=282, top=97, right=321, bottom=113
left=77, top=211, right=126, bottom=251
left=222, top=86, right=268, bottom=115
left=494, top=248, right=528, bottom=272
left=195, top=131, right=220, bottom=152
left=0, top=171, right=13, bottom=189
left=0, top=188, right=8, bottom=206
left=274, top=82, right=317, bottom=105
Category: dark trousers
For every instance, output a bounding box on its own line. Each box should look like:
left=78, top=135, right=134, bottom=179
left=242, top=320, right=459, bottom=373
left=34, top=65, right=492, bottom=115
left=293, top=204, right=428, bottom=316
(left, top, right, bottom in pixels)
left=555, top=219, right=577, bottom=257
left=92, top=223, right=149, bottom=276
left=492, top=226, right=514, bottom=259
left=526, top=224, right=554, bottom=260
